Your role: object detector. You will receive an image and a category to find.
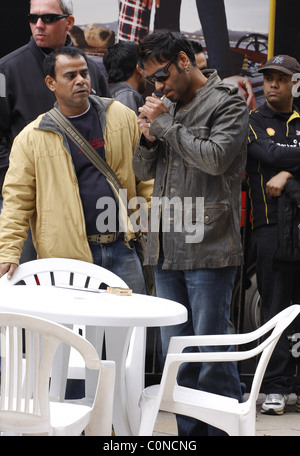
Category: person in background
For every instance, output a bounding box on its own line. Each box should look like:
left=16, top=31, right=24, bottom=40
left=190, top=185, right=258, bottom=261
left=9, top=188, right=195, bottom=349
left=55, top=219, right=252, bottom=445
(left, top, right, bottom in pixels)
left=103, top=41, right=146, bottom=115
left=190, top=39, right=257, bottom=109
left=132, top=30, right=249, bottom=436
left=0, top=46, right=152, bottom=297
left=119, top=0, right=232, bottom=78
left=0, top=0, right=110, bottom=263
left=117, top=0, right=160, bottom=43
left=117, top=1, right=256, bottom=110
left=189, top=40, right=207, bottom=70
left=103, top=40, right=156, bottom=298
left=246, top=55, right=300, bottom=415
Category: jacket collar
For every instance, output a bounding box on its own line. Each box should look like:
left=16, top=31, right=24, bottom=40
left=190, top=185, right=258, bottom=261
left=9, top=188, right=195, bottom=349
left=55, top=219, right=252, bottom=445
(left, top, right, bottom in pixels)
left=29, top=33, right=73, bottom=59
left=173, top=69, right=221, bottom=112
left=258, top=101, right=300, bottom=118
left=188, top=69, right=222, bottom=100
left=36, top=95, right=113, bottom=134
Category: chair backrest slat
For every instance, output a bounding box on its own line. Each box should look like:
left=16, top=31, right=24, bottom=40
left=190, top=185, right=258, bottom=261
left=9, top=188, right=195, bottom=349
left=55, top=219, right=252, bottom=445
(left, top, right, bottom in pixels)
left=16, top=327, right=23, bottom=411
left=8, top=327, right=14, bottom=410
left=0, top=312, right=108, bottom=435
left=24, top=329, right=32, bottom=413
left=0, top=326, right=6, bottom=409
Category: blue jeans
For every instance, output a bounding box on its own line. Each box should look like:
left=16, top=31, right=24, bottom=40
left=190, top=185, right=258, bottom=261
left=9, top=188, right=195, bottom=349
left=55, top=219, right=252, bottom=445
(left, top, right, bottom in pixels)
left=89, top=239, right=146, bottom=294
left=155, top=258, right=243, bottom=436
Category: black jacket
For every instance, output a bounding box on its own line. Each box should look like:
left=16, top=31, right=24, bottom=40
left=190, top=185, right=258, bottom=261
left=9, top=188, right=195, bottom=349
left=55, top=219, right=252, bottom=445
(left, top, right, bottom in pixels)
left=247, top=102, right=300, bottom=230
left=273, top=178, right=300, bottom=270
left=0, top=35, right=110, bottom=178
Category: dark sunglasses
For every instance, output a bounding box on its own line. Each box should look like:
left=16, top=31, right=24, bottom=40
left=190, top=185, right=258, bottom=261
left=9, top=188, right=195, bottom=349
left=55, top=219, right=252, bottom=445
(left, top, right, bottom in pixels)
left=146, top=56, right=177, bottom=85
left=28, top=13, right=69, bottom=24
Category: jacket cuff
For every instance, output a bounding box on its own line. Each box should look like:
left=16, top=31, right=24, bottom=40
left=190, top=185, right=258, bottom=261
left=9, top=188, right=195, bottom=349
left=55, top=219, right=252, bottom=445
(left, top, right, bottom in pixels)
left=150, top=112, right=174, bottom=139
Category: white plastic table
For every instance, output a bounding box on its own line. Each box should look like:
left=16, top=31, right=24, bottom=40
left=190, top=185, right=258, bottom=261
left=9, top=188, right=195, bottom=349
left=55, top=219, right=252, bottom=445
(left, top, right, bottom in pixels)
left=0, top=286, right=187, bottom=436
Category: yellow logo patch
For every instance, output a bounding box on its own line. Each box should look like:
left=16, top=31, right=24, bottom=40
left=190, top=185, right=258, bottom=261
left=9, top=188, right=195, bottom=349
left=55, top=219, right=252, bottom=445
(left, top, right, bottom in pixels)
left=266, top=128, right=275, bottom=136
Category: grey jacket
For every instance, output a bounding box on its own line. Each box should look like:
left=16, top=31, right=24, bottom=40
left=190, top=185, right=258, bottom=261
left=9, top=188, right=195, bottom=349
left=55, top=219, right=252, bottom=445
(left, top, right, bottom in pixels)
left=109, top=81, right=144, bottom=115
left=132, top=70, right=249, bottom=270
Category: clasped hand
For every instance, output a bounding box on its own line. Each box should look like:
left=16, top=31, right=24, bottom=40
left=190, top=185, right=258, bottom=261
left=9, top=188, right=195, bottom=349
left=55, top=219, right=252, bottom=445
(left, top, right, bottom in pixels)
left=138, top=93, right=169, bottom=142
left=141, top=0, right=160, bottom=10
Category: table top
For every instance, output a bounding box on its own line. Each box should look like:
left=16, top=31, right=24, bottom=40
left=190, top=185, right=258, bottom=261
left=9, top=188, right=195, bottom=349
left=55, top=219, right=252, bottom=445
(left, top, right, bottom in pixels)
left=0, top=285, right=187, bottom=327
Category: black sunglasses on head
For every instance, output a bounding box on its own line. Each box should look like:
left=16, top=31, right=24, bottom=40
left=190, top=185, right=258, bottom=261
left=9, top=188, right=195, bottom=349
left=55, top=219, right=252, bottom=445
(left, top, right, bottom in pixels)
left=28, top=13, right=69, bottom=24
left=146, top=56, right=177, bottom=85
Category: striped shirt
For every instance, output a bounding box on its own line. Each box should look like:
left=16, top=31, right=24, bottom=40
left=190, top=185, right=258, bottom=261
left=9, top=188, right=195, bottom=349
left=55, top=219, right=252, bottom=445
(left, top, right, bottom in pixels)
left=117, top=0, right=151, bottom=43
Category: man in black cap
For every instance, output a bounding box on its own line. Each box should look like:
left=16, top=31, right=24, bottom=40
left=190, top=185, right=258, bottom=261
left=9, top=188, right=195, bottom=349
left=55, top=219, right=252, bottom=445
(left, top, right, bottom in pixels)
left=247, top=55, right=300, bottom=415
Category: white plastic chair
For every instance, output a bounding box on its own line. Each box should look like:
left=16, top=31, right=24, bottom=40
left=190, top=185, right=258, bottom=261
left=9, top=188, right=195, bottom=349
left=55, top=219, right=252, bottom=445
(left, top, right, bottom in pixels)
left=138, top=304, right=300, bottom=436
left=0, top=257, right=129, bottom=289
left=0, top=258, right=128, bottom=400
left=0, top=312, right=115, bottom=436
left=0, top=258, right=145, bottom=434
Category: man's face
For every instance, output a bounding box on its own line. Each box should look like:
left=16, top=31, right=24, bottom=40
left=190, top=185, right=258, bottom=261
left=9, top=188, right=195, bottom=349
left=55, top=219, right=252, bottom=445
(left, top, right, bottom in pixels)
left=30, top=0, right=75, bottom=50
left=46, top=54, right=91, bottom=116
left=195, top=52, right=207, bottom=70
left=263, top=69, right=294, bottom=112
left=143, top=53, right=190, bottom=103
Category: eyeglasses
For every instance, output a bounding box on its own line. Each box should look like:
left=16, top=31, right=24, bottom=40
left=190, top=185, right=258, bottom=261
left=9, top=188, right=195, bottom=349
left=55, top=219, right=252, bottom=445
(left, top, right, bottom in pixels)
left=28, top=13, right=69, bottom=24
left=146, top=56, right=177, bottom=85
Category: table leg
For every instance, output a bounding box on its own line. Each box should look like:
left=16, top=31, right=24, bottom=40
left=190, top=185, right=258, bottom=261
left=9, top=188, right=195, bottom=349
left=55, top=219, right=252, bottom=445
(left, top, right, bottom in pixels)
left=125, top=327, right=146, bottom=435
left=104, top=327, right=133, bottom=436
left=85, top=326, right=104, bottom=398
left=85, top=326, right=146, bottom=436
left=49, top=325, right=72, bottom=401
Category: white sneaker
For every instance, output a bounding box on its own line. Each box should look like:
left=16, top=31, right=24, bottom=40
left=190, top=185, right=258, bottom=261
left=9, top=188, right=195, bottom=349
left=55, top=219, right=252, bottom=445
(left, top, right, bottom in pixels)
left=261, top=394, right=288, bottom=415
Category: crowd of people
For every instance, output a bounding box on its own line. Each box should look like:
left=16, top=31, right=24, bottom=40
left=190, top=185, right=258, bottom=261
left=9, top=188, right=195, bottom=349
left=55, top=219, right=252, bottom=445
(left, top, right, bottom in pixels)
left=0, top=0, right=299, bottom=436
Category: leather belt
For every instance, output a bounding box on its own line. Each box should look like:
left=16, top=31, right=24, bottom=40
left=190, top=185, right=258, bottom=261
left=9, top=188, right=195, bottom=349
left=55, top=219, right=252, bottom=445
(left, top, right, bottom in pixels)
left=88, top=233, right=118, bottom=244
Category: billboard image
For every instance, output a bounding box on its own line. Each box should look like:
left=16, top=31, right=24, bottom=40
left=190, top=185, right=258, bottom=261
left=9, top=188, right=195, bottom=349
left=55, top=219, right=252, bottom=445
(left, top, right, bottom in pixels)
left=71, top=0, right=269, bottom=99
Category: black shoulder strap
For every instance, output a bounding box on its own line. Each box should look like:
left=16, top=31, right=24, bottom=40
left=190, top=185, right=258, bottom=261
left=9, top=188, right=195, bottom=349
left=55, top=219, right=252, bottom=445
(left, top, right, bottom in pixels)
left=48, top=107, right=141, bottom=238
left=48, top=107, right=122, bottom=197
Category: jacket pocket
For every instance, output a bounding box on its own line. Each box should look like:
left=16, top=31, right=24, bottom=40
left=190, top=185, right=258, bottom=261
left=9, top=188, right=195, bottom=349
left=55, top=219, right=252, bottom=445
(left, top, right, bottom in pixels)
left=204, top=203, right=229, bottom=225
left=203, top=203, right=231, bottom=251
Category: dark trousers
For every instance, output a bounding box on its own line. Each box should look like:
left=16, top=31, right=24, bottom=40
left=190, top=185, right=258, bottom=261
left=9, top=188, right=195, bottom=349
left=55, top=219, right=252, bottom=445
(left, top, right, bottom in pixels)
left=155, top=255, right=243, bottom=436
left=154, top=0, right=233, bottom=78
left=251, top=225, right=300, bottom=395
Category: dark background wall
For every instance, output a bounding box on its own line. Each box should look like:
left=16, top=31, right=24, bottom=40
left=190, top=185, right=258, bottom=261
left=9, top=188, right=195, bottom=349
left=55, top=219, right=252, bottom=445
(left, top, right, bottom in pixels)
left=0, top=1, right=31, bottom=58
left=274, top=0, right=300, bottom=62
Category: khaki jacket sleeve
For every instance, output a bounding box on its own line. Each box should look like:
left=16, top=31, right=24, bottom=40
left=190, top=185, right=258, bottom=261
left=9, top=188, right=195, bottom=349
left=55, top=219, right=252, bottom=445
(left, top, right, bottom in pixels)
left=0, top=130, right=36, bottom=264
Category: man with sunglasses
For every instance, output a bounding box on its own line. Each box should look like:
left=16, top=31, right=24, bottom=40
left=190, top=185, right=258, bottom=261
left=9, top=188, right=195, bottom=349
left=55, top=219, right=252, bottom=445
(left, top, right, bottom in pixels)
left=0, top=0, right=109, bottom=264
left=133, top=31, right=249, bottom=436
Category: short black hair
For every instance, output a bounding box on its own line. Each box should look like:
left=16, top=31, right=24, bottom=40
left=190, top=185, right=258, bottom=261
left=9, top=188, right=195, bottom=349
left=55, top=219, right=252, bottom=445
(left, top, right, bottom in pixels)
left=138, top=31, right=196, bottom=68
left=44, top=46, right=88, bottom=79
left=189, top=40, right=205, bottom=55
left=103, top=41, right=139, bottom=83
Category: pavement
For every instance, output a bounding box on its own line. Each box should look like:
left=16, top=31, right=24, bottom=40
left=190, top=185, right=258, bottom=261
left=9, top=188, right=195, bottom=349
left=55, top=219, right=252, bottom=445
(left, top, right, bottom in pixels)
left=153, top=394, right=300, bottom=437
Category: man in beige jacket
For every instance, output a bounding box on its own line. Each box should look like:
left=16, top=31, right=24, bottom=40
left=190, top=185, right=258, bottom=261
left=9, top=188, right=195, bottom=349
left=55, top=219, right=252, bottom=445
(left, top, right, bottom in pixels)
left=0, top=46, right=152, bottom=293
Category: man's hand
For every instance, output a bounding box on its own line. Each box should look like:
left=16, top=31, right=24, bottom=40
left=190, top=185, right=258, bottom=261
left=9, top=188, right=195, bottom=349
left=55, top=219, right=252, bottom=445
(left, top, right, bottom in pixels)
left=138, top=93, right=169, bottom=124
left=266, top=171, right=293, bottom=199
left=138, top=93, right=169, bottom=142
left=0, top=263, right=18, bottom=280
left=141, top=0, right=160, bottom=10
left=137, top=113, right=157, bottom=143
left=223, top=75, right=257, bottom=110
